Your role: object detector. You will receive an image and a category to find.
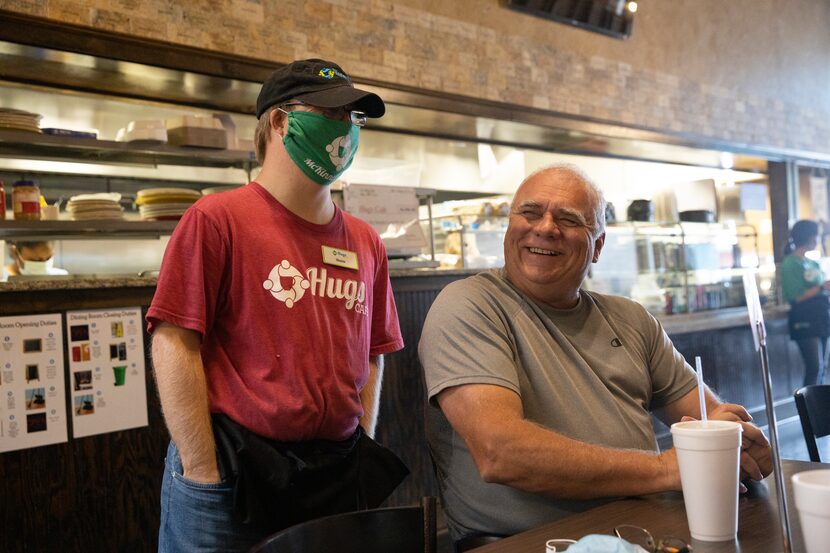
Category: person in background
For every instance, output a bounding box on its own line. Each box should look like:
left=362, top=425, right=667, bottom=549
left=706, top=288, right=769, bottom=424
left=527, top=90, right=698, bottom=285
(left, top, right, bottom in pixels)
left=147, top=59, right=406, bottom=553
left=419, top=164, right=772, bottom=546
left=5, top=240, right=68, bottom=276
left=780, top=219, right=830, bottom=387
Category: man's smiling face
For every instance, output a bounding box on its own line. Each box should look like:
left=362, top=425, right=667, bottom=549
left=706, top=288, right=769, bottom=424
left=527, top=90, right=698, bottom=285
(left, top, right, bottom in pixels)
left=503, top=168, right=605, bottom=309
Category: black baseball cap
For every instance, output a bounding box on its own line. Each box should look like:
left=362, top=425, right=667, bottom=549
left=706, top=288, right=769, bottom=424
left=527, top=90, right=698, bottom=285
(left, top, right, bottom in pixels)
left=255, top=59, right=385, bottom=119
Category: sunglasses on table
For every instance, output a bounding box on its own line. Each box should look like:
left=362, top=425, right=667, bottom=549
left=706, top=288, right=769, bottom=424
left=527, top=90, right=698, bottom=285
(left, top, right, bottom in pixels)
left=614, top=525, right=693, bottom=553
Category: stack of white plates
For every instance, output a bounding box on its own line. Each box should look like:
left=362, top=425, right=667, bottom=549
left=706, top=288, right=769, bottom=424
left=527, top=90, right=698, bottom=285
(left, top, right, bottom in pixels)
left=67, top=193, right=125, bottom=220
left=0, top=108, right=42, bottom=133
left=136, top=187, right=201, bottom=220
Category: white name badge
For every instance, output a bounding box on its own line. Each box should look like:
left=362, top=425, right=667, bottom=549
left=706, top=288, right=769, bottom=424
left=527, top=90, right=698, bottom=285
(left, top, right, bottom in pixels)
left=322, top=246, right=359, bottom=270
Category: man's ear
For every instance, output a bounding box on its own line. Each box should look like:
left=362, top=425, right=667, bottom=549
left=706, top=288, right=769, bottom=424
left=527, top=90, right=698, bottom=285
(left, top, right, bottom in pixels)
left=270, top=108, right=286, bottom=139
left=592, top=232, right=606, bottom=263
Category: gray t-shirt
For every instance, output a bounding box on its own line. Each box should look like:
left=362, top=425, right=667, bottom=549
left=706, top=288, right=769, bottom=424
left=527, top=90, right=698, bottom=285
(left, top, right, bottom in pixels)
left=419, top=270, right=697, bottom=539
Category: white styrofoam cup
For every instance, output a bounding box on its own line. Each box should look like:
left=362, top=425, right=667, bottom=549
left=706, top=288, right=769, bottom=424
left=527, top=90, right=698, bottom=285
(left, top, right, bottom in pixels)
left=670, top=420, right=742, bottom=541
left=791, top=469, right=830, bottom=553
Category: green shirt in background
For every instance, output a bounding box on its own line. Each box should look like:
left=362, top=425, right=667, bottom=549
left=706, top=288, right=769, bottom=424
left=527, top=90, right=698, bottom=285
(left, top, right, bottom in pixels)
left=780, top=254, right=823, bottom=303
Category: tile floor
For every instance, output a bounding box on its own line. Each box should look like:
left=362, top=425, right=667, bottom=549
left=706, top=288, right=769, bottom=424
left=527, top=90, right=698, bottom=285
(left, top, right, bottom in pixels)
left=770, top=415, right=829, bottom=462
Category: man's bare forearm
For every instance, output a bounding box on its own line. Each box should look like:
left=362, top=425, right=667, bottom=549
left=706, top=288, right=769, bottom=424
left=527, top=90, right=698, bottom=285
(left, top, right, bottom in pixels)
left=472, top=416, right=679, bottom=498
left=439, top=384, right=680, bottom=500
left=152, top=324, right=219, bottom=483
left=359, top=355, right=383, bottom=438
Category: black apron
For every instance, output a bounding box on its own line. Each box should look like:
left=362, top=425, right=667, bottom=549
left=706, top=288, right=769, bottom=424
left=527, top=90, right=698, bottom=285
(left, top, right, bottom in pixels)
left=211, top=413, right=409, bottom=531
left=788, top=293, right=830, bottom=340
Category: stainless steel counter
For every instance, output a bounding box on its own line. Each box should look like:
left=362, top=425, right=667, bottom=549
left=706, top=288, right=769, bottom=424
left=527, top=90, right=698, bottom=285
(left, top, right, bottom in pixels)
left=0, top=270, right=787, bottom=335
left=658, top=304, right=788, bottom=334
left=0, top=275, right=157, bottom=291
left=0, top=268, right=481, bottom=291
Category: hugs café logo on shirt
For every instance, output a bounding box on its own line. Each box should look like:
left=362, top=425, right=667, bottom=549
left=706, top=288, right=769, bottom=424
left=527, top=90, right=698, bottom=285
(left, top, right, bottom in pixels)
left=262, top=259, right=368, bottom=315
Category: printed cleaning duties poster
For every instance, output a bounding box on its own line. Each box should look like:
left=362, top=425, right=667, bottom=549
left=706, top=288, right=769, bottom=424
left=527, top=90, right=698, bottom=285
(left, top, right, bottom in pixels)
left=66, top=307, right=148, bottom=438
left=0, top=313, right=68, bottom=453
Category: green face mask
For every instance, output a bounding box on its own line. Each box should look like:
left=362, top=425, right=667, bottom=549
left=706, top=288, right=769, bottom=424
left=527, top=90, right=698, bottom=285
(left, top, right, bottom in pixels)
left=281, top=110, right=360, bottom=186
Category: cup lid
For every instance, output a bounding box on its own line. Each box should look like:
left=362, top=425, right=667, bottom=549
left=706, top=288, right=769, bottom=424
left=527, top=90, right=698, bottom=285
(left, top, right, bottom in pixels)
left=791, top=469, right=830, bottom=515
left=670, top=420, right=742, bottom=433
left=792, top=469, right=830, bottom=489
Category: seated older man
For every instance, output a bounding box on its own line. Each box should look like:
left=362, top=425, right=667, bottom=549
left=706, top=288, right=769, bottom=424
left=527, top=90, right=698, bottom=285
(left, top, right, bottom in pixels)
left=419, top=164, right=772, bottom=545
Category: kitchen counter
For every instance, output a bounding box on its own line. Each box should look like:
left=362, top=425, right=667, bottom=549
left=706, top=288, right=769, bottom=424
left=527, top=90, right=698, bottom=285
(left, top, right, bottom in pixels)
left=0, top=268, right=481, bottom=292
left=0, top=275, right=157, bottom=291
left=0, top=271, right=786, bottom=334
left=659, top=303, right=787, bottom=334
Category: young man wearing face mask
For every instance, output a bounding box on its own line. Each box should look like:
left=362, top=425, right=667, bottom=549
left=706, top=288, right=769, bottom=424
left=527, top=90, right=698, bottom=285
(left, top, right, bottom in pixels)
left=6, top=241, right=68, bottom=277
left=147, top=59, right=406, bottom=553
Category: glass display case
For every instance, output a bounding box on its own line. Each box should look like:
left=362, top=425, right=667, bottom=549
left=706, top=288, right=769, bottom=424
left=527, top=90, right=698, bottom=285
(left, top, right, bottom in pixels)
left=424, top=215, right=776, bottom=315
left=427, top=214, right=508, bottom=269
left=588, top=221, right=772, bottom=315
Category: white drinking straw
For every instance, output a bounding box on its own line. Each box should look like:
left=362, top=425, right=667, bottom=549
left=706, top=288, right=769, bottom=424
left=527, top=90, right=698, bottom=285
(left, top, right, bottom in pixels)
left=695, top=355, right=708, bottom=424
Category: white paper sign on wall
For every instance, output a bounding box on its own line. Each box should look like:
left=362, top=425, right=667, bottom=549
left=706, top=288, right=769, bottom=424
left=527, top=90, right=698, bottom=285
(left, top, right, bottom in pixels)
left=66, top=307, right=148, bottom=438
left=342, top=184, right=427, bottom=256
left=0, top=313, right=68, bottom=453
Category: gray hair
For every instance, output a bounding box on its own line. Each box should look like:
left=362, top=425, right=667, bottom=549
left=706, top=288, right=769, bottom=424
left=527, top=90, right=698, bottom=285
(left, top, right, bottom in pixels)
left=516, top=163, right=607, bottom=238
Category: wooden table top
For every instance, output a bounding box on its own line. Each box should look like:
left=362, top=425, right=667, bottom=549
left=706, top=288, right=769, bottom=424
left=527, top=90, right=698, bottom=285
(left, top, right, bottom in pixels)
left=471, top=459, right=826, bottom=553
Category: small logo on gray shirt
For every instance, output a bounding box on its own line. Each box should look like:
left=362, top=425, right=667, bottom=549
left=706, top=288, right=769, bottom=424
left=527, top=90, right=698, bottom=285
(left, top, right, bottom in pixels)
left=611, top=338, right=622, bottom=347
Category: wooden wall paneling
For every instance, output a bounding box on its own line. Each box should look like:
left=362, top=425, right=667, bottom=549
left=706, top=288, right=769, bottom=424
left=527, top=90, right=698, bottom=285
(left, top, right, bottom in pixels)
left=710, top=325, right=759, bottom=407
left=0, top=305, right=167, bottom=553
left=377, top=283, right=462, bottom=506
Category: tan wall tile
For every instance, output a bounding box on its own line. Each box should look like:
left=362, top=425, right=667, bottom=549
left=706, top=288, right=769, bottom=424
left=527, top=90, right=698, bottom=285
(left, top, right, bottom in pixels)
left=2, top=0, right=47, bottom=16
left=3, top=0, right=830, bottom=155
left=47, top=1, right=90, bottom=25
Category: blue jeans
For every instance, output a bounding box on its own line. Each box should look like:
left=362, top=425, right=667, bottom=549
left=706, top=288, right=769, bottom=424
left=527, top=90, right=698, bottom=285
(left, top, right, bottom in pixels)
left=795, top=336, right=829, bottom=388
left=158, top=441, right=267, bottom=553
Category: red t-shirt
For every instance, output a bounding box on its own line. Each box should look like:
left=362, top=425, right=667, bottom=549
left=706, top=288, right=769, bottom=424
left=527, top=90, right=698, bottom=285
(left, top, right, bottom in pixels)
left=147, top=182, right=403, bottom=441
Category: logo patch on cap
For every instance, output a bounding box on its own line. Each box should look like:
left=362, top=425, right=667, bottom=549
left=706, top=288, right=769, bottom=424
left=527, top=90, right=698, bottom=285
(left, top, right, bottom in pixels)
left=319, top=67, right=349, bottom=81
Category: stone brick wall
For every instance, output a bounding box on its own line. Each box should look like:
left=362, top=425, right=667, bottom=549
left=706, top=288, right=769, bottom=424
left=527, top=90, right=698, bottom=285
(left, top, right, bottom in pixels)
left=2, top=0, right=830, bottom=156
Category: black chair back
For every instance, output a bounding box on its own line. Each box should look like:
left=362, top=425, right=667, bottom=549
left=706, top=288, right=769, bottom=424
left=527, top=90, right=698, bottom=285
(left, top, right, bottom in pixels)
left=250, top=496, right=437, bottom=553
left=794, top=384, right=830, bottom=462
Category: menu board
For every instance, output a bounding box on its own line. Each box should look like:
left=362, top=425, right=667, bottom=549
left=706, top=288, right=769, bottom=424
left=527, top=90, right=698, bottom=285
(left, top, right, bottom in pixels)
left=342, top=184, right=427, bottom=255
left=66, top=307, right=148, bottom=438
left=0, top=313, right=68, bottom=453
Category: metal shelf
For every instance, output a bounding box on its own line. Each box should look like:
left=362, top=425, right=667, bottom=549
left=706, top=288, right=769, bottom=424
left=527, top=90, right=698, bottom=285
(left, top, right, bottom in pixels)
left=0, top=130, right=258, bottom=171
left=0, top=219, right=177, bottom=240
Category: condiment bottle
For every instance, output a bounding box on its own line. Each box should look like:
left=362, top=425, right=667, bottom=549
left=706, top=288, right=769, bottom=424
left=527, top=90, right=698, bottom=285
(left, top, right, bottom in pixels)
left=0, top=180, right=5, bottom=220
left=12, top=180, right=41, bottom=220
